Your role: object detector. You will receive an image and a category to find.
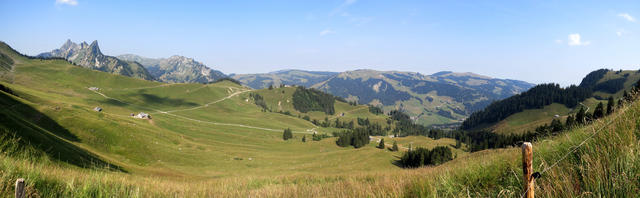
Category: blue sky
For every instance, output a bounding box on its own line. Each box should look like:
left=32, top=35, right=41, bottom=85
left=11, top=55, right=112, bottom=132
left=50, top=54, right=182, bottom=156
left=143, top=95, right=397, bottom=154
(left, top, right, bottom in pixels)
left=1, top=0, right=639, bottom=85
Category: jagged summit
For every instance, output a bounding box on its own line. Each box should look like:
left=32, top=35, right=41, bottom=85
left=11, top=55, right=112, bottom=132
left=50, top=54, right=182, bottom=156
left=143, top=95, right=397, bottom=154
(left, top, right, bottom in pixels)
left=37, top=39, right=153, bottom=80
left=117, top=54, right=227, bottom=83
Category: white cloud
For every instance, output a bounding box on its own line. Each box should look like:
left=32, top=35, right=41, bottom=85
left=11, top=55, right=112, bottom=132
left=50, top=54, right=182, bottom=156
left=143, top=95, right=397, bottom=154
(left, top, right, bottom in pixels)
left=330, top=0, right=357, bottom=16
left=554, top=39, right=563, bottom=44
left=618, top=13, right=635, bottom=22
left=616, top=29, right=629, bottom=37
left=319, top=29, right=335, bottom=36
left=567, top=34, right=590, bottom=46
left=56, top=0, right=78, bottom=6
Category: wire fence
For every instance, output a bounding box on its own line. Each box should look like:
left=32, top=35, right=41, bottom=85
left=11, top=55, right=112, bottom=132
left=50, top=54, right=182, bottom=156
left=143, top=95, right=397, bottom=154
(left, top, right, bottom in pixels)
left=519, top=94, right=636, bottom=198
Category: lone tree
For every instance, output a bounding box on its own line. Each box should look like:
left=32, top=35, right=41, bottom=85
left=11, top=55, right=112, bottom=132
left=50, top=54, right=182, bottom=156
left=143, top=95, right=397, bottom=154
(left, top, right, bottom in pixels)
left=593, top=102, right=604, bottom=119
left=283, top=128, right=293, bottom=140
left=377, top=138, right=385, bottom=149
left=606, top=96, right=615, bottom=115
left=302, top=135, right=306, bottom=142
left=392, top=141, right=399, bottom=151
left=576, top=107, right=586, bottom=124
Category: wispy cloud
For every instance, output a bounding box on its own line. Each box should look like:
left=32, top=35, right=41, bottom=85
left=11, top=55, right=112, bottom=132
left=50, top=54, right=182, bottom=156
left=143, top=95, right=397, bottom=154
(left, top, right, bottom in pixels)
left=618, top=13, right=635, bottom=22
left=330, top=0, right=357, bottom=16
left=567, top=34, right=590, bottom=46
left=319, top=29, right=335, bottom=36
left=56, top=0, right=78, bottom=6
left=616, top=29, right=629, bottom=37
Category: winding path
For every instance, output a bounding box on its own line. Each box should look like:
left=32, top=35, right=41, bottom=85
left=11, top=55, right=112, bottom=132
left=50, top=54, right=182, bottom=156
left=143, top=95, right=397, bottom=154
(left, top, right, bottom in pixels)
left=90, top=87, right=313, bottom=134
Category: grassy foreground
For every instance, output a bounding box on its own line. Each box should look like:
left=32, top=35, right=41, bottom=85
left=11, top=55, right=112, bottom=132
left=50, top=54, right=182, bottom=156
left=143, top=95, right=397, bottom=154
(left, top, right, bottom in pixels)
left=1, top=96, right=638, bottom=197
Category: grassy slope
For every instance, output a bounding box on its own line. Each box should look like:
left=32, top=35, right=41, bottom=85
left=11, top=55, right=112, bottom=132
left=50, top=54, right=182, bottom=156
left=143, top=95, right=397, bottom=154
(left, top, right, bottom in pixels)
left=487, top=70, right=639, bottom=135
left=408, top=95, right=640, bottom=197
left=253, top=87, right=390, bottom=132
left=1, top=41, right=637, bottom=196
left=593, top=70, right=640, bottom=99
left=0, top=42, right=467, bottom=197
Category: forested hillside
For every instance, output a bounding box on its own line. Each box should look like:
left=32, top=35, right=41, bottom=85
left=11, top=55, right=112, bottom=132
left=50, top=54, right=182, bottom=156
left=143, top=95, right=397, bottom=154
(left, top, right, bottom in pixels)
left=461, top=69, right=640, bottom=130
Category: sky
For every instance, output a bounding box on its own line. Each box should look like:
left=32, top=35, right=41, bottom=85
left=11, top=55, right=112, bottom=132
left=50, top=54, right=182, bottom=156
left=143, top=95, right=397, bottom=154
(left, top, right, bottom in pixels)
left=1, top=0, right=639, bottom=86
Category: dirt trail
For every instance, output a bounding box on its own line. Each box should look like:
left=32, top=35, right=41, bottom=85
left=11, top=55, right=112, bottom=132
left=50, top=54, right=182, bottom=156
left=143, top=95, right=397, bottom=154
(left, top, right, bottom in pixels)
left=90, top=88, right=313, bottom=134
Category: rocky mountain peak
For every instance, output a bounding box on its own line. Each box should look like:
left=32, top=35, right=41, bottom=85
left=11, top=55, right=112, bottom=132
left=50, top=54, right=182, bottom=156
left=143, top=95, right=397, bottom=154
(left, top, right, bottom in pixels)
left=88, top=40, right=101, bottom=54
left=60, top=39, right=77, bottom=50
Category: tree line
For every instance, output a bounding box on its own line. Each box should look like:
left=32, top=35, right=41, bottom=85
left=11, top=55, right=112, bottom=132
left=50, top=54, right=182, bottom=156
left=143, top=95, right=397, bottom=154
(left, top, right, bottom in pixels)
left=461, top=83, right=592, bottom=130
left=458, top=87, right=639, bottom=152
left=399, top=146, right=453, bottom=168
left=292, top=86, right=337, bottom=115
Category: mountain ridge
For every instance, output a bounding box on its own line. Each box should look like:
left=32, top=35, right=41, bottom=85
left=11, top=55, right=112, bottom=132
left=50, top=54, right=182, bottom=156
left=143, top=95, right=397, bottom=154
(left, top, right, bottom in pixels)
left=232, top=69, right=535, bottom=126
left=37, top=39, right=154, bottom=80
left=117, top=54, right=227, bottom=83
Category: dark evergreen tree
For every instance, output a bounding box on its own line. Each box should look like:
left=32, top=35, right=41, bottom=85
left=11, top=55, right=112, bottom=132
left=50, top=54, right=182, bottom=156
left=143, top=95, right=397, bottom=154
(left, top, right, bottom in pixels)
left=392, top=141, right=399, bottom=151
left=565, top=114, right=575, bottom=128
left=455, top=138, right=462, bottom=149
left=377, top=138, right=385, bottom=149
left=593, top=102, right=604, bottom=119
left=617, top=98, right=624, bottom=108
left=302, top=135, right=306, bottom=142
left=623, top=90, right=631, bottom=101
left=606, top=96, right=615, bottom=115
left=550, top=119, right=563, bottom=132
left=283, top=128, right=293, bottom=140
left=576, top=107, right=586, bottom=124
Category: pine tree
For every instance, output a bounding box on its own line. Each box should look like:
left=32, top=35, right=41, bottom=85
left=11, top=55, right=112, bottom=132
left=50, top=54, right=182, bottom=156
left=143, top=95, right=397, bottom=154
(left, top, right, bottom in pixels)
left=550, top=119, right=563, bottom=132
left=593, top=102, right=604, bottom=119
left=392, top=141, right=399, bottom=151
left=565, top=114, right=575, bottom=128
left=283, top=128, right=293, bottom=140
left=455, top=138, right=462, bottom=149
left=377, top=138, right=385, bottom=149
left=606, top=96, right=615, bottom=115
left=623, top=90, right=630, bottom=101
left=576, top=107, right=586, bottom=124
left=617, top=98, right=624, bottom=108
left=302, top=135, right=306, bottom=142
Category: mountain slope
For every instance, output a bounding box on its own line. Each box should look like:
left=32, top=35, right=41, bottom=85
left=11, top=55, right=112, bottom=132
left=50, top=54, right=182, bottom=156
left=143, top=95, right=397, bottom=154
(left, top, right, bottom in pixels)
left=118, top=54, right=227, bottom=83
left=37, top=40, right=154, bottom=80
left=0, top=41, right=417, bottom=181
left=233, top=69, right=534, bottom=126
left=463, top=68, right=640, bottom=134
left=230, top=69, right=338, bottom=89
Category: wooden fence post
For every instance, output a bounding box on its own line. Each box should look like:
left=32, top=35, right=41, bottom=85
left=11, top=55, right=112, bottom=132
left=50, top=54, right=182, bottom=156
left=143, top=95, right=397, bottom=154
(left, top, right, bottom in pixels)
left=15, top=178, right=25, bottom=198
left=522, top=142, right=534, bottom=198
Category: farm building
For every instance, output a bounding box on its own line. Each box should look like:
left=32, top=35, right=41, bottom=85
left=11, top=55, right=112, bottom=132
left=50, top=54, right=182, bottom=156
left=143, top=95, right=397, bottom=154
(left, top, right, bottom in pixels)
left=135, top=112, right=151, bottom=119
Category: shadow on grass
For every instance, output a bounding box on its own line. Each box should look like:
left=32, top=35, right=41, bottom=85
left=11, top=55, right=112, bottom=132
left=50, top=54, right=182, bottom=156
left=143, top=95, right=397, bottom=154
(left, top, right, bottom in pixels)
left=391, top=154, right=405, bottom=168
left=0, top=91, right=125, bottom=172
left=100, top=98, right=129, bottom=107
left=123, top=89, right=198, bottom=108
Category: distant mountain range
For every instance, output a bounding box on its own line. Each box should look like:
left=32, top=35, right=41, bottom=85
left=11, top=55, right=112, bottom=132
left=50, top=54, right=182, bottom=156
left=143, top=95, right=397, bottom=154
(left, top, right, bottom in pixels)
left=117, top=54, right=226, bottom=83
left=38, top=40, right=227, bottom=83
left=37, top=40, right=154, bottom=80
left=36, top=40, right=535, bottom=126
left=232, top=69, right=535, bottom=126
